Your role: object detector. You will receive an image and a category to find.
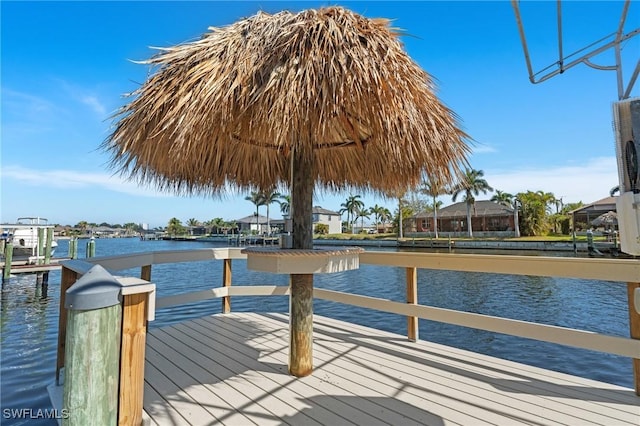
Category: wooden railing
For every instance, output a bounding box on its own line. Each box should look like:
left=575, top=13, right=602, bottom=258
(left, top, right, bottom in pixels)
left=54, top=248, right=640, bottom=424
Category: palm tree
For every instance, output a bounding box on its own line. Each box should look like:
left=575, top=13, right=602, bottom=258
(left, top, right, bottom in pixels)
left=206, top=217, right=225, bottom=235
left=76, top=221, right=88, bottom=235
left=279, top=194, right=292, bottom=233
left=340, top=195, right=364, bottom=233
left=491, top=190, right=519, bottom=237
left=369, top=204, right=386, bottom=232
left=491, top=190, right=513, bottom=207
left=451, top=169, right=493, bottom=238
left=167, top=217, right=183, bottom=237
left=420, top=177, right=447, bottom=238
left=537, top=191, right=557, bottom=215
left=186, top=218, right=199, bottom=235
left=379, top=207, right=392, bottom=233
left=123, top=222, right=138, bottom=236
left=354, top=205, right=370, bottom=233
left=261, top=189, right=281, bottom=236
left=396, top=196, right=415, bottom=238
left=279, top=194, right=291, bottom=217
left=245, top=191, right=266, bottom=233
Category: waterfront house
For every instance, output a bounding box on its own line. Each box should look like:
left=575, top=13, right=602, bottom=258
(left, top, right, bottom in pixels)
left=569, top=196, right=618, bottom=231
left=312, top=206, right=342, bottom=234
left=408, top=200, right=516, bottom=237
left=235, top=214, right=269, bottom=234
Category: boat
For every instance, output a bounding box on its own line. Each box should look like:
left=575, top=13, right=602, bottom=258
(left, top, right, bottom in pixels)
left=1, top=217, right=58, bottom=262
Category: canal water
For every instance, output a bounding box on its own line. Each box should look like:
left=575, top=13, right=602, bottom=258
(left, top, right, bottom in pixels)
left=0, top=238, right=634, bottom=425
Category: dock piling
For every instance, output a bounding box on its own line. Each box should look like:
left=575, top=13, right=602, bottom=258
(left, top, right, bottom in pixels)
left=62, top=266, right=122, bottom=425
left=86, top=238, right=95, bottom=258
left=68, top=238, right=78, bottom=260
left=37, top=228, right=45, bottom=265
left=2, top=243, right=13, bottom=281
left=44, top=228, right=53, bottom=264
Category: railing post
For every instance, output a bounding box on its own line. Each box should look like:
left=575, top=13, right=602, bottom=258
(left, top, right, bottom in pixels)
left=63, top=266, right=122, bottom=425
left=222, top=259, right=232, bottom=313
left=628, top=282, right=640, bottom=396
left=56, top=266, right=78, bottom=384
left=119, top=291, right=150, bottom=425
left=406, top=267, right=419, bottom=342
left=141, top=265, right=151, bottom=282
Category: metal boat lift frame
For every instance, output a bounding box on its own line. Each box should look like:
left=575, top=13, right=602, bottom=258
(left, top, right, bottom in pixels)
left=512, top=0, right=640, bottom=100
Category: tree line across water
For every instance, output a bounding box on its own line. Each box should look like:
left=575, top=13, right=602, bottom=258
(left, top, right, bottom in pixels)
left=66, top=168, right=590, bottom=238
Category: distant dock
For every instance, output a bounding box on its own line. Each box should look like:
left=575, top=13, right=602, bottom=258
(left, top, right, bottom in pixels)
left=1, top=258, right=70, bottom=276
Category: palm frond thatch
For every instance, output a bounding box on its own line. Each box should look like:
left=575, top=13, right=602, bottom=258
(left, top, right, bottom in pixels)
left=103, top=6, right=471, bottom=196
left=591, top=211, right=618, bottom=226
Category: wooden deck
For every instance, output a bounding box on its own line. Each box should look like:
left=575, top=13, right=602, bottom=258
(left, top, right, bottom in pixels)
left=143, top=312, right=639, bottom=425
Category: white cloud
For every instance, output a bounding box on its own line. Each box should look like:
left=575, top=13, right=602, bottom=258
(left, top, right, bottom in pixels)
left=0, top=165, right=170, bottom=197
left=81, top=95, right=107, bottom=116
left=483, top=156, right=618, bottom=204
left=55, top=79, right=110, bottom=117
left=471, top=144, right=497, bottom=154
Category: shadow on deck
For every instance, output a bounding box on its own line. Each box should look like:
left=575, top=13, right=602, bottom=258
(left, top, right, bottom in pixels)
left=143, top=313, right=639, bottom=426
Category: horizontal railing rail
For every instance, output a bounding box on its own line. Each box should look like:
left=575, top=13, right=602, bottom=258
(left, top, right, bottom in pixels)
left=360, top=251, right=640, bottom=282
left=154, top=284, right=640, bottom=358
left=55, top=247, right=640, bottom=404
left=61, top=247, right=640, bottom=283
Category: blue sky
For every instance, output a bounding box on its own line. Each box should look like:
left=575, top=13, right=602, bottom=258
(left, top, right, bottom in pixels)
left=2, top=1, right=638, bottom=228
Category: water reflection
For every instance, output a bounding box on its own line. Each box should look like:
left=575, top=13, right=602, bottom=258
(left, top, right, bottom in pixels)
left=1, top=275, right=51, bottom=344
left=1, top=273, right=59, bottom=426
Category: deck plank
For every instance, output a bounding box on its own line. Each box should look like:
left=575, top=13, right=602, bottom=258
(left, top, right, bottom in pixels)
left=196, top=314, right=497, bottom=425
left=158, top=324, right=344, bottom=426
left=254, top=313, right=638, bottom=426
left=294, top=313, right=640, bottom=423
left=175, top=317, right=421, bottom=425
left=144, top=313, right=640, bottom=426
left=213, top=314, right=550, bottom=425
left=183, top=316, right=444, bottom=426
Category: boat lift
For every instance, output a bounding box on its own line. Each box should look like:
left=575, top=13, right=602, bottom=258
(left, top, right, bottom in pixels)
left=511, top=0, right=640, bottom=255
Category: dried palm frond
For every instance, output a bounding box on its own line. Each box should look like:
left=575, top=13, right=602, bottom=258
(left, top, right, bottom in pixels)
left=103, top=6, right=471, bottom=196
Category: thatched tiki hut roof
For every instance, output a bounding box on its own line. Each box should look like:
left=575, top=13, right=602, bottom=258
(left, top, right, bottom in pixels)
left=104, top=6, right=469, bottom=198
left=103, top=6, right=471, bottom=377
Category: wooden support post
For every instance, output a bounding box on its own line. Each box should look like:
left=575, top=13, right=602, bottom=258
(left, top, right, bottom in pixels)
left=289, top=146, right=314, bottom=377
left=56, top=266, right=78, bottom=384
left=3, top=243, right=13, bottom=281
left=140, top=265, right=151, bottom=282
left=289, top=273, right=313, bottom=377
left=628, top=282, right=640, bottom=396
left=37, top=228, right=45, bottom=264
left=118, top=292, right=149, bottom=426
left=406, top=267, right=419, bottom=342
left=63, top=268, right=122, bottom=425
left=222, top=259, right=232, bottom=313
left=44, top=228, right=53, bottom=264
